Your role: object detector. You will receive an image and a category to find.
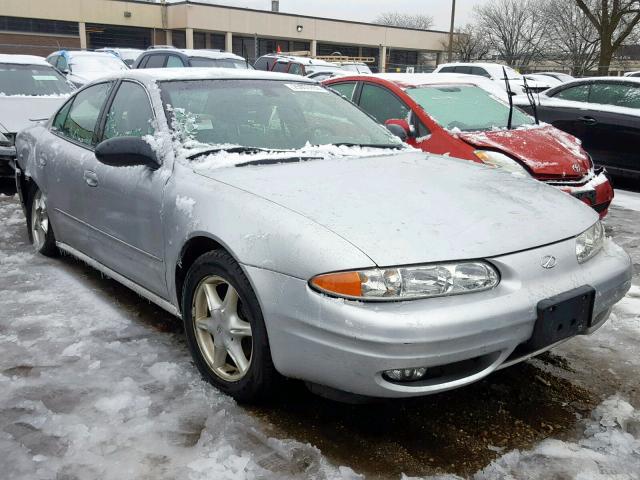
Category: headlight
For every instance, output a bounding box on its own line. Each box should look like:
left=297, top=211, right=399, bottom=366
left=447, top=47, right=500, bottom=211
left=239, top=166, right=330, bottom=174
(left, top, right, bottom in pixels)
left=0, top=131, right=12, bottom=146
left=310, top=262, right=499, bottom=301
left=474, top=150, right=530, bottom=177
left=576, top=221, right=604, bottom=264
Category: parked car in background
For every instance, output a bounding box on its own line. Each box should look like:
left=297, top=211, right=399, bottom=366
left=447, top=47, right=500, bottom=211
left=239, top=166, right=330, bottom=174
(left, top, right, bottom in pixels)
left=14, top=68, right=631, bottom=403
left=96, top=47, right=144, bottom=67
left=516, top=77, right=640, bottom=183
left=324, top=73, right=614, bottom=217
left=253, top=54, right=339, bottom=76
left=523, top=73, right=562, bottom=89
left=46, top=50, right=128, bottom=87
left=337, top=62, right=372, bottom=74
left=0, top=54, right=73, bottom=194
left=624, top=71, right=640, bottom=78
left=536, top=72, right=575, bottom=83
left=433, top=62, right=549, bottom=95
left=306, top=69, right=347, bottom=81
left=133, top=48, right=250, bottom=69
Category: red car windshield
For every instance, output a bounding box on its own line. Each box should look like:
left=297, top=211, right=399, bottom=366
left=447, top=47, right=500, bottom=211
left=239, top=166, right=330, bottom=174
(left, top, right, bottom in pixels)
left=407, top=84, right=535, bottom=132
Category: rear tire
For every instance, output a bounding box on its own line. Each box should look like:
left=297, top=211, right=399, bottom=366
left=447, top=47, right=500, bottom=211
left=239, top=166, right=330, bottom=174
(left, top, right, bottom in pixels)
left=29, top=185, right=58, bottom=257
left=181, top=250, right=278, bottom=403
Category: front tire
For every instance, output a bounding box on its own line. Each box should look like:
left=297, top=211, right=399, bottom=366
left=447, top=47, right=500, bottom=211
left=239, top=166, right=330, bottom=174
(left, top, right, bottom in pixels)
left=29, top=186, right=58, bottom=257
left=181, top=250, right=278, bottom=403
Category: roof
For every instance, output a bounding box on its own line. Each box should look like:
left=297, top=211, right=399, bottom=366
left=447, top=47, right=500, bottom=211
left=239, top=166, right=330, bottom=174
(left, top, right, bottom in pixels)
left=262, top=54, right=337, bottom=67
left=558, top=76, right=640, bottom=86
left=90, top=67, right=317, bottom=84
left=143, top=49, right=244, bottom=60
left=0, top=54, right=51, bottom=66
left=50, top=50, right=123, bottom=60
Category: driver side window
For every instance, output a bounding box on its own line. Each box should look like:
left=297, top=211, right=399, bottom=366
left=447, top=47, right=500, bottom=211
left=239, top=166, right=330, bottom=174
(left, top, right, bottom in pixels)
left=103, top=82, right=155, bottom=140
left=553, top=84, right=590, bottom=102
left=358, top=83, right=410, bottom=124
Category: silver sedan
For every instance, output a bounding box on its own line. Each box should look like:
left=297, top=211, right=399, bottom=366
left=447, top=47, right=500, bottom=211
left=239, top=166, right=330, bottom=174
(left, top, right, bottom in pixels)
left=14, top=69, right=632, bottom=403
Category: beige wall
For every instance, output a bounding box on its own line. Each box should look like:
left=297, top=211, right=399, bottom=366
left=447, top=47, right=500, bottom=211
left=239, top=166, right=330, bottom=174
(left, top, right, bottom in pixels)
left=1, top=0, right=162, bottom=29
left=171, top=3, right=449, bottom=50
left=0, top=0, right=450, bottom=52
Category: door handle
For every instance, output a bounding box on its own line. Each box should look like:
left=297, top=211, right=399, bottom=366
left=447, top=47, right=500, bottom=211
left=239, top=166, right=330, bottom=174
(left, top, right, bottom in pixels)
left=579, top=116, right=597, bottom=125
left=83, top=170, right=98, bottom=187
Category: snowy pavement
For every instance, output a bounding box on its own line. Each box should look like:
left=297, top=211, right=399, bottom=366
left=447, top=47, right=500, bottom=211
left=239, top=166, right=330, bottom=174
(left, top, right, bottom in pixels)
left=1, top=193, right=639, bottom=480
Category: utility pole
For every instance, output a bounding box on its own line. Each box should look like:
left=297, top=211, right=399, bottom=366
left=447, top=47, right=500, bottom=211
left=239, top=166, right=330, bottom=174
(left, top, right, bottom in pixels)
left=447, top=0, right=456, bottom=62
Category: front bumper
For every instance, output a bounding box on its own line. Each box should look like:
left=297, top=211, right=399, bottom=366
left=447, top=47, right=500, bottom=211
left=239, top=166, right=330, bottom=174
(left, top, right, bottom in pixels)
left=247, top=237, right=631, bottom=398
left=550, top=169, right=614, bottom=218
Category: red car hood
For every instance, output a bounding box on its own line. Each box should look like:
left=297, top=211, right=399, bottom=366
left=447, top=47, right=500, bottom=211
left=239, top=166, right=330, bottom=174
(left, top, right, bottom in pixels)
left=458, top=125, right=591, bottom=180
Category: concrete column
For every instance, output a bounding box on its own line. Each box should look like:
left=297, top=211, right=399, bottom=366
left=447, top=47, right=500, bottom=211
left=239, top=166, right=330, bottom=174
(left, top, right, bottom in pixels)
left=78, top=22, right=87, bottom=50
left=186, top=28, right=194, bottom=49
left=225, top=31, right=233, bottom=53
left=310, top=39, right=317, bottom=57
left=358, top=46, right=363, bottom=58
left=379, top=45, right=387, bottom=72
left=166, top=30, right=173, bottom=46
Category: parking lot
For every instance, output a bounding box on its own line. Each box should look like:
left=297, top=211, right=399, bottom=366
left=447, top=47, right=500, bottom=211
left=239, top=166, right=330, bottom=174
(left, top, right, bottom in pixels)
left=1, top=190, right=638, bottom=479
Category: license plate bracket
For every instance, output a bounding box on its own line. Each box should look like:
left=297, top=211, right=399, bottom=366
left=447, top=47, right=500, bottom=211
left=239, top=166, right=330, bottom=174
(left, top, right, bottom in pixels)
left=528, top=285, right=595, bottom=350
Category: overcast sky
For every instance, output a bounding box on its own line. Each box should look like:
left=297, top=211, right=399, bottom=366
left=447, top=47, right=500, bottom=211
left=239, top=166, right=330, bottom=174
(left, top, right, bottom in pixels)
left=184, top=1, right=489, bottom=31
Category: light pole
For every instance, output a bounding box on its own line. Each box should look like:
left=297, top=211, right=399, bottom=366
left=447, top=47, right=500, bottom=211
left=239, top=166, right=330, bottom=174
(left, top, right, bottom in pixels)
left=447, top=0, right=456, bottom=62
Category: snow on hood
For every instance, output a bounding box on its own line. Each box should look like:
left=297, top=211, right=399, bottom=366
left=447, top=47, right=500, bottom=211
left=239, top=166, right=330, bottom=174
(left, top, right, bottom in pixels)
left=458, top=124, right=592, bottom=180
left=0, top=95, right=67, bottom=133
left=193, top=151, right=598, bottom=266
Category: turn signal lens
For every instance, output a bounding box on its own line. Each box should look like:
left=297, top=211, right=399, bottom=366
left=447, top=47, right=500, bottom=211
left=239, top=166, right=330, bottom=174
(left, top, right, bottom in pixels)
left=309, top=261, right=499, bottom=301
left=310, top=271, right=362, bottom=298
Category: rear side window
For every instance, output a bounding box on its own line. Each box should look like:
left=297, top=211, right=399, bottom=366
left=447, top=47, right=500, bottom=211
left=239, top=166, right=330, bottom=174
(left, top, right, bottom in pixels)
left=454, top=66, right=472, bottom=75
left=52, top=99, right=73, bottom=131
left=470, top=66, right=491, bottom=78
left=329, top=82, right=357, bottom=100
left=166, top=55, right=184, bottom=68
left=272, top=62, right=289, bottom=73
left=288, top=63, right=303, bottom=76
left=143, top=54, right=166, bottom=69
left=552, top=84, right=590, bottom=102
left=58, top=82, right=112, bottom=146
left=589, top=83, right=640, bottom=108
left=254, top=57, right=270, bottom=70
left=103, top=81, right=155, bottom=139
left=358, top=83, right=410, bottom=124
left=438, top=66, right=456, bottom=73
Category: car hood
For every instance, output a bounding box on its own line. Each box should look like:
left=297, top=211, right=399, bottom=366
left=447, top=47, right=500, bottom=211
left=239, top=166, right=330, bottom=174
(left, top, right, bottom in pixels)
left=0, top=96, right=67, bottom=133
left=458, top=125, right=592, bottom=180
left=194, top=152, right=597, bottom=267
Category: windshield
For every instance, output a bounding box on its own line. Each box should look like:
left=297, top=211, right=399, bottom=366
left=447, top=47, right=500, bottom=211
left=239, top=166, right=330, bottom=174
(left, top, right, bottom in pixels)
left=159, top=79, right=402, bottom=151
left=0, top=63, right=74, bottom=96
left=70, top=56, right=128, bottom=74
left=189, top=57, right=251, bottom=69
left=407, top=84, right=535, bottom=132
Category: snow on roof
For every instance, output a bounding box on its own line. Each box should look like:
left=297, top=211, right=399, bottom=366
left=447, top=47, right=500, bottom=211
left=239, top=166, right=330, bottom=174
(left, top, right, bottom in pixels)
left=264, top=54, right=338, bottom=67
left=92, top=67, right=318, bottom=84
left=50, top=50, right=123, bottom=60
left=0, top=54, right=50, bottom=66
left=151, top=48, right=245, bottom=60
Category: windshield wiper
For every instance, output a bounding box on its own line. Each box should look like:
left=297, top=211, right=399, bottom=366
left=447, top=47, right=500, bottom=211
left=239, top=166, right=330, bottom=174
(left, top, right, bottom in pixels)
left=331, top=142, right=403, bottom=149
left=187, top=146, right=272, bottom=160
left=236, top=156, right=323, bottom=167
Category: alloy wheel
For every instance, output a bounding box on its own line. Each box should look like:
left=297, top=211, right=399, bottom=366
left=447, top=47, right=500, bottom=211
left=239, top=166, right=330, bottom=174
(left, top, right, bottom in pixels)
left=31, top=190, right=49, bottom=251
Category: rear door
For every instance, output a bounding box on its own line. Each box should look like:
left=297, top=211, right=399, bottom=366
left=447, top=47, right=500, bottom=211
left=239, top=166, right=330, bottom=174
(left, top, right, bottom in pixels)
left=84, top=80, right=168, bottom=297
left=46, top=81, right=114, bottom=253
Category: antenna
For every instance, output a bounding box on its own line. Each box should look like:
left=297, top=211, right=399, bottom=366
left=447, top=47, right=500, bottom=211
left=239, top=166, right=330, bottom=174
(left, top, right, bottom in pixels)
left=503, top=66, right=514, bottom=130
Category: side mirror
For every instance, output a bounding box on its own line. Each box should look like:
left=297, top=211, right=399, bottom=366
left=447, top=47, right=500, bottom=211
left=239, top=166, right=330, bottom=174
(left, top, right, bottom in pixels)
left=385, top=119, right=413, bottom=142
left=95, top=136, right=160, bottom=169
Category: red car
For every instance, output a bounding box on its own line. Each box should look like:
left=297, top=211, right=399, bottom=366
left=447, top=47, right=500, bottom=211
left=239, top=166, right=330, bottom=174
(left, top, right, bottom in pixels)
left=323, top=73, right=614, bottom=217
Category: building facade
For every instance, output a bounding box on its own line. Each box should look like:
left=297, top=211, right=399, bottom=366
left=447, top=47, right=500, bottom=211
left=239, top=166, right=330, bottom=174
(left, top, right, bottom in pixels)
left=0, top=0, right=451, bottom=71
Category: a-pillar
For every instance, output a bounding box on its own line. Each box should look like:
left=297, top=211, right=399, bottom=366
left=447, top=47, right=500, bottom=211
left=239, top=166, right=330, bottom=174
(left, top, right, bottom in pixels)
left=186, top=28, right=194, bottom=49
left=310, top=39, right=317, bottom=57
left=225, top=31, right=233, bottom=53
left=379, top=45, right=387, bottom=72
left=79, top=22, right=87, bottom=49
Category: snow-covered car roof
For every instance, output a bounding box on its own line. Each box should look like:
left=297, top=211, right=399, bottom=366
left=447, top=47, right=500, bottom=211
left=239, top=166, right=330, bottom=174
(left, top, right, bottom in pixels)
left=50, top=50, right=118, bottom=59
left=84, top=67, right=318, bottom=84
left=436, top=62, right=520, bottom=75
left=147, top=48, right=245, bottom=61
left=0, top=54, right=51, bottom=66
left=264, top=54, right=338, bottom=67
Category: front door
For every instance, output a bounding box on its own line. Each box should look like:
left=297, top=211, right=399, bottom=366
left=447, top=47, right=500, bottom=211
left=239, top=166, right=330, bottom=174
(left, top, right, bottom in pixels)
left=81, top=80, right=169, bottom=298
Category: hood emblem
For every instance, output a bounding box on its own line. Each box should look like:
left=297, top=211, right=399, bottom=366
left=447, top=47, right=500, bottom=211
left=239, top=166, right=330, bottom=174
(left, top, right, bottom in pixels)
left=541, top=255, right=557, bottom=269
left=572, top=164, right=582, bottom=174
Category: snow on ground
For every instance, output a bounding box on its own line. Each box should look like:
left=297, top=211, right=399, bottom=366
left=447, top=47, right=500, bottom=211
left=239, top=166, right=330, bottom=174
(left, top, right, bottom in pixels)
left=1, top=193, right=639, bottom=480
left=614, top=189, right=640, bottom=213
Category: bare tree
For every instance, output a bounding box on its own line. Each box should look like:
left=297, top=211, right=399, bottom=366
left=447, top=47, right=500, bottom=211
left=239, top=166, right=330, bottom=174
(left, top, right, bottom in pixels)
left=448, top=24, right=491, bottom=62
left=374, top=12, right=434, bottom=31
left=574, top=0, right=640, bottom=74
left=475, top=0, right=547, bottom=69
left=543, top=0, right=599, bottom=76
